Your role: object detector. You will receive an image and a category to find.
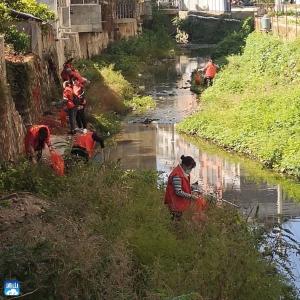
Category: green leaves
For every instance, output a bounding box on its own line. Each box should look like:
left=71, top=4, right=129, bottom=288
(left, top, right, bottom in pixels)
left=179, top=33, right=300, bottom=178
left=0, top=0, right=55, bottom=53
left=4, top=25, right=30, bottom=53
left=4, top=0, right=55, bottom=21
left=124, top=96, right=156, bottom=114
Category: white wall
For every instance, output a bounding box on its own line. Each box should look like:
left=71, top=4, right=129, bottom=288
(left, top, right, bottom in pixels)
left=182, top=0, right=230, bottom=12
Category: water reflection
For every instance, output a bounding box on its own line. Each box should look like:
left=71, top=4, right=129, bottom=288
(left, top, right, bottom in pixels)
left=110, top=123, right=300, bottom=222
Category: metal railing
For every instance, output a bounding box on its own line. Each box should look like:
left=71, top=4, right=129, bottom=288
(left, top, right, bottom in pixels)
left=70, top=0, right=99, bottom=5
left=114, top=0, right=136, bottom=19
left=255, top=3, right=300, bottom=40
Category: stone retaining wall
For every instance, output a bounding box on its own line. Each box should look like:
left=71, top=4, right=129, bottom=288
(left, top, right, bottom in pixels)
left=0, top=36, right=25, bottom=161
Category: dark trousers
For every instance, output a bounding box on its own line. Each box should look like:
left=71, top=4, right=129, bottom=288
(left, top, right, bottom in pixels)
left=76, top=108, right=87, bottom=129
left=71, top=146, right=89, bottom=162
left=171, top=211, right=183, bottom=222
left=68, top=108, right=77, bottom=132
left=204, top=76, right=213, bottom=86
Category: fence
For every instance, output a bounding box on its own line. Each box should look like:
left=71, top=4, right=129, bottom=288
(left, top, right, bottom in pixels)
left=70, top=0, right=99, bottom=4
left=255, top=3, right=300, bottom=40
left=114, top=0, right=137, bottom=19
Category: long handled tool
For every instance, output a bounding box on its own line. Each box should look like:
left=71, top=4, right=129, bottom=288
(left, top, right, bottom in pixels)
left=192, top=189, right=240, bottom=208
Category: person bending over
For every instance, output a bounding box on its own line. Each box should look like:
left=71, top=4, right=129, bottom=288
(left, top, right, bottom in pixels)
left=71, top=130, right=104, bottom=161
left=25, top=125, right=53, bottom=163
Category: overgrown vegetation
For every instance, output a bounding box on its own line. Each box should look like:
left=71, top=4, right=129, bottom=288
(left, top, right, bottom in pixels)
left=124, top=96, right=156, bottom=113
left=0, top=0, right=55, bottom=53
left=88, top=113, right=121, bottom=135
left=73, top=27, right=172, bottom=121
left=0, top=163, right=298, bottom=299
left=213, top=17, right=254, bottom=58
left=3, top=0, right=55, bottom=21
left=82, top=28, right=176, bottom=81
left=176, top=15, right=242, bottom=44
left=178, top=32, right=300, bottom=178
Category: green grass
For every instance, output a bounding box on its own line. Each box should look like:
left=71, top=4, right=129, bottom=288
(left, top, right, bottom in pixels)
left=88, top=112, right=121, bottom=135
left=0, top=163, right=298, bottom=299
left=99, top=65, right=134, bottom=100
left=124, top=96, right=156, bottom=114
left=178, top=32, right=300, bottom=178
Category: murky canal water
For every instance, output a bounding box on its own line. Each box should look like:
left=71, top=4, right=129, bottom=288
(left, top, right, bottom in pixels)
left=108, top=54, right=300, bottom=287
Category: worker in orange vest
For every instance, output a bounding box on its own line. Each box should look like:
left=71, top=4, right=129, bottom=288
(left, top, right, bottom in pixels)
left=203, top=58, right=218, bottom=86
left=72, top=78, right=87, bottom=130
left=71, top=130, right=104, bottom=161
left=63, top=81, right=77, bottom=134
left=165, top=155, right=207, bottom=221
left=24, top=125, right=53, bottom=163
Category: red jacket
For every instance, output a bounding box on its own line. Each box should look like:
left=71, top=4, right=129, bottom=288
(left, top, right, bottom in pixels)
left=60, top=63, right=75, bottom=81
left=165, top=165, right=192, bottom=212
left=73, top=131, right=95, bottom=158
left=63, top=86, right=75, bottom=109
left=70, top=70, right=87, bottom=85
left=25, top=125, right=50, bottom=154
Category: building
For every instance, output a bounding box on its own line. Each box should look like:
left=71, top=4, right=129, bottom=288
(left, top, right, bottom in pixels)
left=158, top=0, right=231, bottom=13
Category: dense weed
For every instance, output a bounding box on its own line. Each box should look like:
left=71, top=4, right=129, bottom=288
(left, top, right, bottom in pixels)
left=178, top=33, right=300, bottom=178
left=0, top=164, right=298, bottom=299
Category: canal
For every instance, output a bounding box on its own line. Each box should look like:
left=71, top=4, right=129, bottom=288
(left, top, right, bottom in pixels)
left=107, top=53, right=300, bottom=288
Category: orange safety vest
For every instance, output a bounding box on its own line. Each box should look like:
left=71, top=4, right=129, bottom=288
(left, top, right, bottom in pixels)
left=205, top=62, right=217, bottom=78
left=63, top=86, right=75, bottom=109
left=164, top=165, right=192, bottom=212
left=24, top=125, right=50, bottom=153
left=73, top=131, right=95, bottom=158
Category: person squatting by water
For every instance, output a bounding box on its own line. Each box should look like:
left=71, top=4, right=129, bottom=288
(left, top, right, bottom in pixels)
left=25, top=125, right=53, bottom=163
left=71, top=129, right=105, bottom=161
left=165, top=155, right=207, bottom=221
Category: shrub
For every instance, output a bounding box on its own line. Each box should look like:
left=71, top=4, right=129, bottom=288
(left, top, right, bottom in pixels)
left=0, top=0, right=55, bottom=53
left=0, top=164, right=298, bottom=299
left=213, top=17, right=254, bottom=58
left=4, top=0, right=55, bottom=21
left=178, top=15, right=242, bottom=44
left=4, top=25, right=30, bottom=53
left=100, top=64, right=134, bottom=100
left=124, top=96, right=156, bottom=113
left=88, top=113, right=121, bottom=135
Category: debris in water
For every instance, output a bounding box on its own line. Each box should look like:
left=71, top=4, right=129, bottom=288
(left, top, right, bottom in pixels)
left=142, top=118, right=159, bottom=124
